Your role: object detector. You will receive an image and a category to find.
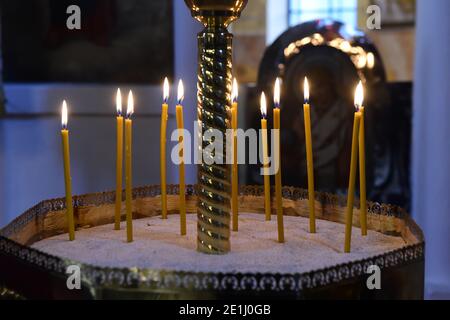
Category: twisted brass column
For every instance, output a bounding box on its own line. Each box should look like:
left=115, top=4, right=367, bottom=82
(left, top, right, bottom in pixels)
left=184, top=0, right=248, bottom=254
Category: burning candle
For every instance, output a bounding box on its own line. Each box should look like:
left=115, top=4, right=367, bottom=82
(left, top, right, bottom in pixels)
left=344, top=82, right=363, bottom=253
left=161, top=78, right=169, bottom=220
left=61, top=101, right=75, bottom=241
left=176, top=80, right=186, bottom=235
left=260, top=92, right=271, bottom=221
left=358, top=82, right=367, bottom=236
left=125, top=90, right=134, bottom=243
left=231, top=78, right=239, bottom=231
left=273, top=78, right=284, bottom=243
left=115, top=89, right=124, bottom=230
left=303, top=77, right=316, bottom=233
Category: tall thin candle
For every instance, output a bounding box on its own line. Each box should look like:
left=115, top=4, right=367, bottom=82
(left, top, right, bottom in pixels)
left=344, top=82, right=363, bottom=253
left=303, top=77, right=316, bottom=233
left=176, top=80, right=187, bottom=235
left=273, top=78, right=284, bottom=243
left=115, top=89, right=124, bottom=230
left=260, top=92, right=271, bottom=221
left=359, top=95, right=367, bottom=236
left=61, top=101, right=75, bottom=241
left=231, top=78, right=239, bottom=231
left=161, top=78, right=169, bottom=219
left=125, top=91, right=134, bottom=243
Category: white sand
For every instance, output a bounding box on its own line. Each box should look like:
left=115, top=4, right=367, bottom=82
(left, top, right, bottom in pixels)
left=32, top=213, right=405, bottom=274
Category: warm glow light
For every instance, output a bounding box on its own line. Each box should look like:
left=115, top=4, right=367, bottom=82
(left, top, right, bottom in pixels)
left=163, top=77, right=169, bottom=103
left=260, top=92, right=267, bottom=118
left=177, top=80, right=184, bottom=105
left=231, top=78, right=238, bottom=103
left=353, top=54, right=367, bottom=69
left=354, top=81, right=364, bottom=110
left=284, top=36, right=371, bottom=71
left=274, top=78, right=281, bottom=108
left=367, top=52, right=375, bottom=69
left=61, top=100, right=68, bottom=129
left=341, top=41, right=351, bottom=53
left=116, top=88, right=122, bottom=116
left=127, top=90, right=134, bottom=118
left=304, top=77, right=310, bottom=103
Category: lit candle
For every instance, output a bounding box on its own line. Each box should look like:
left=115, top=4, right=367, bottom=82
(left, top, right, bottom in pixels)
left=115, top=89, right=124, bottom=230
left=303, top=77, right=316, bottom=233
left=176, top=80, right=186, bottom=235
left=161, top=78, right=169, bottom=219
left=125, top=90, right=134, bottom=243
left=358, top=82, right=367, bottom=236
left=344, top=82, right=363, bottom=253
left=231, top=78, right=239, bottom=231
left=61, top=101, right=75, bottom=241
left=273, top=78, right=284, bottom=243
left=260, top=92, right=271, bottom=221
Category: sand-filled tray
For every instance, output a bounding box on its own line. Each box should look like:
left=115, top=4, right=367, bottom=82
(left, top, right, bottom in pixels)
left=32, top=213, right=406, bottom=274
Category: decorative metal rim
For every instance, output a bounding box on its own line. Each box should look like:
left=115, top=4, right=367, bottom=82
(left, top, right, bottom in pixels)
left=0, top=185, right=424, bottom=293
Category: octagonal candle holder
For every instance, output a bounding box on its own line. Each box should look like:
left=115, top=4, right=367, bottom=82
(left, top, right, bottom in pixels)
left=0, top=185, right=424, bottom=299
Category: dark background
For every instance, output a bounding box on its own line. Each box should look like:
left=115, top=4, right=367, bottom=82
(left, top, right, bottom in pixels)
left=1, top=0, right=173, bottom=83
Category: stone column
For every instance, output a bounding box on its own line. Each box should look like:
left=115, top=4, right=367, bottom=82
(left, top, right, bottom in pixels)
left=412, top=0, right=450, bottom=299
left=0, top=12, right=5, bottom=116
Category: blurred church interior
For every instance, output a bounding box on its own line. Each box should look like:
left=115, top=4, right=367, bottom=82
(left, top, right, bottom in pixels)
left=0, top=0, right=448, bottom=299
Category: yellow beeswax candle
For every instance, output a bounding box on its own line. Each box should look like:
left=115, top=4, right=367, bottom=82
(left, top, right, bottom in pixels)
left=303, top=77, right=316, bottom=233
left=260, top=92, right=271, bottom=221
left=344, top=82, right=363, bottom=253
left=161, top=78, right=169, bottom=220
left=273, top=79, right=284, bottom=243
left=125, top=91, right=134, bottom=243
left=231, top=78, right=239, bottom=231
left=115, top=89, right=124, bottom=230
left=359, top=105, right=367, bottom=236
left=176, top=80, right=186, bottom=235
left=61, top=101, right=75, bottom=241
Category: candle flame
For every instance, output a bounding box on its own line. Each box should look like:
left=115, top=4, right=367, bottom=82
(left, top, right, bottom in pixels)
left=163, top=77, right=169, bottom=103
left=274, top=77, right=281, bottom=108
left=177, top=79, right=184, bottom=105
left=231, top=78, right=238, bottom=103
left=127, top=90, right=134, bottom=118
left=354, top=81, right=364, bottom=111
left=116, top=88, right=122, bottom=116
left=367, top=52, right=375, bottom=69
left=260, top=92, right=267, bottom=118
left=304, top=77, right=310, bottom=103
left=61, top=100, right=68, bottom=129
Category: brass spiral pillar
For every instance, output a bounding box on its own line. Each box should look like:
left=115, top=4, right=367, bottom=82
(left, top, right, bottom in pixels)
left=184, top=0, right=248, bottom=254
